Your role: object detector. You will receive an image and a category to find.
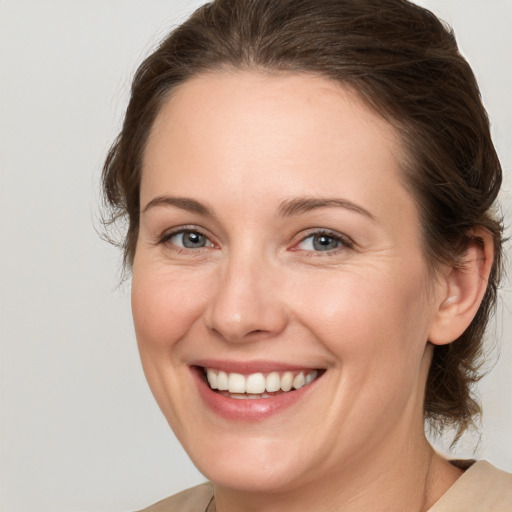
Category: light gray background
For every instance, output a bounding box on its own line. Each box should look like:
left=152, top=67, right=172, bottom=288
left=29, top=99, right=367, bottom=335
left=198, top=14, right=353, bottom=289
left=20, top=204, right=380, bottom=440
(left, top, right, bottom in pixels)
left=1, top=1, right=511, bottom=511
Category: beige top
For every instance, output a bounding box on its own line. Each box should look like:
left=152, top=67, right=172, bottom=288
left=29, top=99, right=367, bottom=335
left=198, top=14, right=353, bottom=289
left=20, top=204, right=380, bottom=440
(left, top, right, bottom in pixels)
left=137, top=461, right=512, bottom=512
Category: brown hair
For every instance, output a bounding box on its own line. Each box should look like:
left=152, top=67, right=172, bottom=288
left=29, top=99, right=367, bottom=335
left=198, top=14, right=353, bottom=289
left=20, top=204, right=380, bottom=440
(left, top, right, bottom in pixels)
left=102, top=0, right=504, bottom=439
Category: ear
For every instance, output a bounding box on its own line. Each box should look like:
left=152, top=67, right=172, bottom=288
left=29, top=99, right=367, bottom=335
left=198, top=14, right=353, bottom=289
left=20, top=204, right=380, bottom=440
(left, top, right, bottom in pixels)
left=428, top=227, right=494, bottom=346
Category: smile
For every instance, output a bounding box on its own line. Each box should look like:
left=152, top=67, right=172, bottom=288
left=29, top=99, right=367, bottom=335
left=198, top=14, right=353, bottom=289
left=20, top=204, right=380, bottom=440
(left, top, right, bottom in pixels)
left=204, top=368, right=320, bottom=399
left=192, top=364, right=325, bottom=421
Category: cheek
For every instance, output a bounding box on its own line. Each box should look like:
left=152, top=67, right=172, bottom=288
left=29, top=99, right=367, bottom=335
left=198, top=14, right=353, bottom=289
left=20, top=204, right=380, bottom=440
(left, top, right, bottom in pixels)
left=131, top=265, right=209, bottom=352
left=292, top=268, right=433, bottom=438
left=130, top=262, right=214, bottom=429
left=291, top=265, right=432, bottom=367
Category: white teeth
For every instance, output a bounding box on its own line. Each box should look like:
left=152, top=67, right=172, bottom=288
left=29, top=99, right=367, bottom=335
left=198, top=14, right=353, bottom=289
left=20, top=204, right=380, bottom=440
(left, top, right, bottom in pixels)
left=280, top=372, right=293, bottom=391
left=228, top=373, right=246, bottom=393
left=292, top=372, right=305, bottom=389
left=205, top=368, right=320, bottom=396
left=217, top=371, right=229, bottom=391
left=305, top=370, right=318, bottom=385
left=206, top=369, right=218, bottom=389
left=265, top=372, right=281, bottom=392
left=246, top=373, right=266, bottom=394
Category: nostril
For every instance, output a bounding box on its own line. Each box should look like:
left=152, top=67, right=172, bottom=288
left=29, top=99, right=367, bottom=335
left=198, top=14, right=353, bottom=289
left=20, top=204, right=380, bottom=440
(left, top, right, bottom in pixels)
left=205, top=285, right=289, bottom=342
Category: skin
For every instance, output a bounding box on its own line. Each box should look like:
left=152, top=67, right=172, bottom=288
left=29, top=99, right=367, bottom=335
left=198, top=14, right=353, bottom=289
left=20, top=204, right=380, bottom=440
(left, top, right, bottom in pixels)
left=131, top=71, right=489, bottom=511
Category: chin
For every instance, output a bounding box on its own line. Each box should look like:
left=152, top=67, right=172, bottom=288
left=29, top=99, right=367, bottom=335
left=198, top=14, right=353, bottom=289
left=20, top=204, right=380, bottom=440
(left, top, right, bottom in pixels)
left=191, top=442, right=309, bottom=493
left=172, top=421, right=313, bottom=493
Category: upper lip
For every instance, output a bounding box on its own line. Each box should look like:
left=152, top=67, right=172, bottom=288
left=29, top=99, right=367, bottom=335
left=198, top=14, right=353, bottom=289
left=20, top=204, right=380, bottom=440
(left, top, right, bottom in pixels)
left=191, top=359, right=323, bottom=374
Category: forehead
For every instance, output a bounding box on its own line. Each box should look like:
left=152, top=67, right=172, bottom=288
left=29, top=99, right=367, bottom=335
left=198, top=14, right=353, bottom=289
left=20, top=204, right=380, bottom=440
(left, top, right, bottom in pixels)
left=141, top=70, right=414, bottom=225
left=146, top=70, right=403, bottom=158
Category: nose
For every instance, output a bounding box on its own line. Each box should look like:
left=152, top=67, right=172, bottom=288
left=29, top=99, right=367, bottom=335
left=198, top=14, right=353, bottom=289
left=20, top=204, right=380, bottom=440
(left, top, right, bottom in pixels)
left=204, top=253, right=288, bottom=343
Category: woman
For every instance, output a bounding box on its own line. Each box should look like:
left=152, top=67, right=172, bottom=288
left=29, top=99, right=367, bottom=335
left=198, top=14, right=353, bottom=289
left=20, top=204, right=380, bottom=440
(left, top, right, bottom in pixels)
left=102, top=0, right=511, bottom=510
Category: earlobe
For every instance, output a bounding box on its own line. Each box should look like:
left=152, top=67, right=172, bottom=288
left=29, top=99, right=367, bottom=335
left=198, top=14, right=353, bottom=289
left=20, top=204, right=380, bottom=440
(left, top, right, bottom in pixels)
left=428, top=228, right=494, bottom=346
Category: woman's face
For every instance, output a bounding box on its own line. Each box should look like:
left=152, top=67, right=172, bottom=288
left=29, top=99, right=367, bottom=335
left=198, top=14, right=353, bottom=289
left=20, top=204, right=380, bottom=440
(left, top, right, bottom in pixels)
left=132, top=71, right=445, bottom=493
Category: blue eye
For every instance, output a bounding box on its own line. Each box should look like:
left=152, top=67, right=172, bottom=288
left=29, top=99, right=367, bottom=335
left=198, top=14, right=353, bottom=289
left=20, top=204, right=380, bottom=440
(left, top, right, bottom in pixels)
left=297, top=232, right=349, bottom=252
left=166, top=230, right=213, bottom=249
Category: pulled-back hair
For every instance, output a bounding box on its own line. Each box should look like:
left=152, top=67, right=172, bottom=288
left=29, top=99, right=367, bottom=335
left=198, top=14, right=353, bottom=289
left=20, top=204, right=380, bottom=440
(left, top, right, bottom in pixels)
left=102, top=0, right=504, bottom=439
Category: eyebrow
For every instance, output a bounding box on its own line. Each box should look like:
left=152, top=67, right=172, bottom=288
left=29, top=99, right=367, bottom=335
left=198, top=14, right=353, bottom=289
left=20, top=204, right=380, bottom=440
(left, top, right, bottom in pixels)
left=142, top=195, right=375, bottom=221
left=142, top=196, right=215, bottom=217
left=277, top=197, right=375, bottom=221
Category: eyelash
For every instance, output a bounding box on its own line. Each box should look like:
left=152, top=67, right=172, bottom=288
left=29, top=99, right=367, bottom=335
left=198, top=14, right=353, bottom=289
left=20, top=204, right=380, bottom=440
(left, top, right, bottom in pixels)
left=159, top=226, right=216, bottom=253
left=293, top=229, right=354, bottom=256
left=158, top=227, right=353, bottom=255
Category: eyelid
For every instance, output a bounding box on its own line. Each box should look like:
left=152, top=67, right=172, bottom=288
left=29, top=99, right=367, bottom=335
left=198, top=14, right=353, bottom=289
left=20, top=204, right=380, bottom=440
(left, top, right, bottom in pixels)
left=158, top=225, right=217, bottom=250
left=156, top=226, right=353, bottom=254
left=291, top=228, right=354, bottom=253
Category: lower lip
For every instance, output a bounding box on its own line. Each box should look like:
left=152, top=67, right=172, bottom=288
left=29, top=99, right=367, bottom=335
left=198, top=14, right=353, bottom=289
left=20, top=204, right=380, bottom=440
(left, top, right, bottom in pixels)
left=192, top=367, right=320, bottom=422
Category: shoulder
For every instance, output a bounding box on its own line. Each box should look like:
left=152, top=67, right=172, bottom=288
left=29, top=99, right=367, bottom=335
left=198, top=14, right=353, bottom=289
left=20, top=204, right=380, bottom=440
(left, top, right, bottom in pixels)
left=136, top=483, right=214, bottom=512
left=429, top=461, right=512, bottom=512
